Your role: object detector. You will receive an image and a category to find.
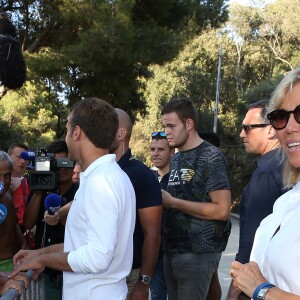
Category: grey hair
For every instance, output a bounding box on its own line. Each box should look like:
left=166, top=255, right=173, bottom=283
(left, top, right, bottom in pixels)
left=0, top=151, right=13, bottom=169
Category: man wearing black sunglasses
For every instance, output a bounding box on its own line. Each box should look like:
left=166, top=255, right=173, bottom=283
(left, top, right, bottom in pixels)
left=226, top=100, right=286, bottom=300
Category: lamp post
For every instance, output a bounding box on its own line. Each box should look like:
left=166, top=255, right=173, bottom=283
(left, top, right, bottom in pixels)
left=213, top=46, right=222, bottom=133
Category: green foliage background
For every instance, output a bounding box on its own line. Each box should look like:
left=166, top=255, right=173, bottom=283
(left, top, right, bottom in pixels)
left=1, top=0, right=300, bottom=205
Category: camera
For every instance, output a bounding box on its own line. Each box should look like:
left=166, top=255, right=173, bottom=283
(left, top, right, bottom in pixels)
left=28, top=148, right=74, bottom=191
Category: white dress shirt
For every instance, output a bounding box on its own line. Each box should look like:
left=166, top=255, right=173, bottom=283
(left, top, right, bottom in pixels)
left=63, top=154, right=136, bottom=300
left=250, top=181, right=300, bottom=295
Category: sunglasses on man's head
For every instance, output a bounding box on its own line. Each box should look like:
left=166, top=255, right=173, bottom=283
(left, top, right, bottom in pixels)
left=267, top=105, right=300, bottom=130
left=242, top=124, right=270, bottom=134
left=151, top=131, right=167, bottom=138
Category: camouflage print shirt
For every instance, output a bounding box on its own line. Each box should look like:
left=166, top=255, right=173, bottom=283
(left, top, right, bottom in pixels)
left=163, top=141, right=231, bottom=254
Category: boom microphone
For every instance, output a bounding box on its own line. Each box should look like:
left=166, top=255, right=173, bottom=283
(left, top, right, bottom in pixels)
left=0, top=13, right=26, bottom=90
left=0, top=203, right=7, bottom=224
left=0, top=181, right=4, bottom=193
left=20, top=151, right=36, bottom=161
left=44, top=193, right=62, bottom=215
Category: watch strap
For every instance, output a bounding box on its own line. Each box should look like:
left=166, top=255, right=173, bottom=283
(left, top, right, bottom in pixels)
left=253, top=282, right=276, bottom=300
left=138, top=274, right=152, bottom=285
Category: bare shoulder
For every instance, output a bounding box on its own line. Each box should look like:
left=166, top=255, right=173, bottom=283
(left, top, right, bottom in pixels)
left=1, top=192, right=14, bottom=208
left=0, top=192, right=18, bottom=224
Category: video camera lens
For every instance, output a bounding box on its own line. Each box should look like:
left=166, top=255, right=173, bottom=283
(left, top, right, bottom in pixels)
left=38, top=175, right=51, bottom=186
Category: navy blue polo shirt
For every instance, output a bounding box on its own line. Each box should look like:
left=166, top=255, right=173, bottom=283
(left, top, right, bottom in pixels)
left=118, top=149, right=162, bottom=269
left=236, top=148, right=287, bottom=263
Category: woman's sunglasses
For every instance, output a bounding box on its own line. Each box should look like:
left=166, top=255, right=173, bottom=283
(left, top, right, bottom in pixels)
left=267, top=105, right=300, bottom=130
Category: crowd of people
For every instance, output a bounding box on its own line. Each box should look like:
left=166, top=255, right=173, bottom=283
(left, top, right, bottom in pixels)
left=1, top=68, right=300, bottom=300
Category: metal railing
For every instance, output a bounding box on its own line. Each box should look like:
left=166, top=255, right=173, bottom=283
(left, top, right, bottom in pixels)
left=0, top=270, right=45, bottom=300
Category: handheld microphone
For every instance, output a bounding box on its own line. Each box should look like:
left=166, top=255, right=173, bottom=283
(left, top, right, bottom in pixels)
left=0, top=181, right=4, bottom=193
left=20, top=151, right=36, bottom=161
left=44, top=193, right=62, bottom=215
left=0, top=204, right=7, bottom=224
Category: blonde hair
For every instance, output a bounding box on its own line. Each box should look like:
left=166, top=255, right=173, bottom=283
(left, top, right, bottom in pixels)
left=268, top=67, right=300, bottom=187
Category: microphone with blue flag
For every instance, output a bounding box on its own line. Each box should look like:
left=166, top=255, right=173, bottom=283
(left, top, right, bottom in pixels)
left=20, top=151, right=36, bottom=161
left=0, top=203, right=7, bottom=225
left=44, top=193, right=62, bottom=215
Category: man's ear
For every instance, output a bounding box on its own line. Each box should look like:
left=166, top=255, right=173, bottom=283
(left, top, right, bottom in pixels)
left=170, top=148, right=175, bottom=157
left=118, top=128, right=127, bottom=140
left=185, top=118, right=195, bottom=132
left=73, top=126, right=81, bottom=141
left=267, top=125, right=278, bottom=139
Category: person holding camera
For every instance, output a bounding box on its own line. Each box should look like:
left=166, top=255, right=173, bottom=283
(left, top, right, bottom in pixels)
left=23, top=139, right=78, bottom=300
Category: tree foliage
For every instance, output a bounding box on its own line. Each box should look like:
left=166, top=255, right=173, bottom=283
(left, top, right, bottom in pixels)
left=0, top=81, right=59, bottom=150
left=131, top=0, right=300, bottom=200
left=1, top=0, right=229, bottom=111
left=1, top=0, right=300, bottom=200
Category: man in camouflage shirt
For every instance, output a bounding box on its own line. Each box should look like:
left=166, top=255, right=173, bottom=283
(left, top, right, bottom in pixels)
left=161, top=98, right=231, bottom=300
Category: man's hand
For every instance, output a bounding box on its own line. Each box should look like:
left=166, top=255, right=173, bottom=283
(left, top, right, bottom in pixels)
left=225, top=280, right=241, bottom=300
left=128, top=281, right=149, bottom=300
left=161, top=189, right=175, bottom=208
left=9, top=249, right=45, bottom=280
left=11, top=273, right=30, bottom=289
left=44, top=211, right=60, bottom=226
left=1, top=279, right=23, bottom=296
left=0, top=272, right=30, bottom=296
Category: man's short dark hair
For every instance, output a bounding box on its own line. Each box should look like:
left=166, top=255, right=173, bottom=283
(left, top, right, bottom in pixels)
left=247, top=100, right=269, bottom=123
left=7, top=143, right=29, bottom=155
left=161, top=97, right=198, bottom=128
left=46, top=139, right=68, bottom=154
left=69, top=97, right=119, bottom=149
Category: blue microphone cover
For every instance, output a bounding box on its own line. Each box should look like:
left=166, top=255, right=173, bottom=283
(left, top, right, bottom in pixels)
left=0, top=182, right=4, bottom=193
left=44, top=193, right=62, bottom=215
left=0, top=204, right=7, bottom=225
left=20, top=151, right=36, bottom=161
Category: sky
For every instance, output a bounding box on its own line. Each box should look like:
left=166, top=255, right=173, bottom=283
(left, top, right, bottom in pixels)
left=229, top=0, right=275, bottom=6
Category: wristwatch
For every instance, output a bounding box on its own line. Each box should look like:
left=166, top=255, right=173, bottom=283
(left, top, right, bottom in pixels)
left=257, top=286, right=274, bottom=299
left=138, top=274, right=152, bottom=285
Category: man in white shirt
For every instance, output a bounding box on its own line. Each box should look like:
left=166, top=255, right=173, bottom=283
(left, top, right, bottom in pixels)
left=10, top=98, right=136, bottom=300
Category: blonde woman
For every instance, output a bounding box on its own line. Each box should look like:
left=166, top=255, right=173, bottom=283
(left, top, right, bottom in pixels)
left=229, top=67, right=300, bottom=299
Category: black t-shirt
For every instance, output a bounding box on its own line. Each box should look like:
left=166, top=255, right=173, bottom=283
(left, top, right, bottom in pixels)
left=27, top=184, right=79, bottom=249
left=164, top=141, right=231, bottom=254
left=27, top=183, right=78, bottom=276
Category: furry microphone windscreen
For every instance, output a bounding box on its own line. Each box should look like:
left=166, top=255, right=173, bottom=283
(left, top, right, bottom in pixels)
left=0, top=12, right=26, bottom=90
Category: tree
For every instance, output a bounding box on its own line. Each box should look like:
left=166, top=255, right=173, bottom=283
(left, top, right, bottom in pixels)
left=0, top=81, right=60, bottom=149
left=260, top=0, right=300, bottom=71
left=1, top=0, right=229, bottom=112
